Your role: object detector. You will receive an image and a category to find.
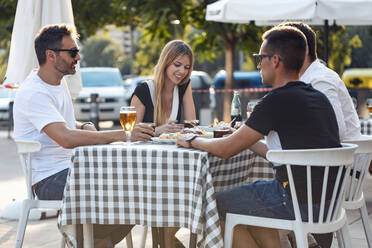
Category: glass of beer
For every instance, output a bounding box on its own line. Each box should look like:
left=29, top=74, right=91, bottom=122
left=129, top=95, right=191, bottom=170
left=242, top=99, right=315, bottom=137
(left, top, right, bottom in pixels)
left=120, top=106, right=137, bottom=142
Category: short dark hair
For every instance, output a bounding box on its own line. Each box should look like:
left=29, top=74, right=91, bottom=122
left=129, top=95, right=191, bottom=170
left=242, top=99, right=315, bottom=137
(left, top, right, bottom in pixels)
left=34, top=24, right=79, bottom=65
left=262, top=26, right=307, bottom=73
left=279, top=22, right=317, bottom=61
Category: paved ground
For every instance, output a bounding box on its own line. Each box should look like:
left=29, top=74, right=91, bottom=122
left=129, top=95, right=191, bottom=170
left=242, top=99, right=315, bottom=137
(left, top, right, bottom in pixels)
left=1, top=124, right=372, bottom=247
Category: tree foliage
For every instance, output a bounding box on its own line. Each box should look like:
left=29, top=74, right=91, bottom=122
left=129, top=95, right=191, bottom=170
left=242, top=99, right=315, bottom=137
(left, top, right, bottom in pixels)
left=81, top=35, right=127, bottom=73
left=348, top=26, right=372, bottom=68
left=315, top=26, right=362, bottom=75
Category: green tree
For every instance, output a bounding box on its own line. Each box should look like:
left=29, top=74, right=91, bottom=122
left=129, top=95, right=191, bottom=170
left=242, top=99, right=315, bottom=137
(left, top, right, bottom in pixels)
left=81, top=35, right=126, bottom=71
left=315, top=26, right=361, bottom=75
left=186, top=0, right=264, bottom=121
left=0, top=0, right=17, bottom=83
left=348, top=26, right=372, bottom=68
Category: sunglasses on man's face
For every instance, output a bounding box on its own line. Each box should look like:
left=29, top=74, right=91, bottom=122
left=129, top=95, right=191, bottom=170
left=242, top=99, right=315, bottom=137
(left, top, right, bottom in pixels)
left=252, top=53, right=284, bottom=66
left=49, top=48, right=80, bottom=58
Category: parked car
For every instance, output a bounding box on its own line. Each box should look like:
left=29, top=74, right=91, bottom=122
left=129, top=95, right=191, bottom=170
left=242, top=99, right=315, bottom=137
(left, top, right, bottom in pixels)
left=0, top=87, right=17, bottom=121
left=123, top=75, right=153, bottom=105
left=190, top=71, right=215, bottom=118
left=342, top=68, right=372, bottom=89
left=74, top=67, right=126, bottom=122
left=213, top=70, right=264, bottom=89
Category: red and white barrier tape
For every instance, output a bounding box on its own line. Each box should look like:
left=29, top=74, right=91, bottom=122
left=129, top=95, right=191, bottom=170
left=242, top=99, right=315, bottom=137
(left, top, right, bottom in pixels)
left=0, top=84, right=18, bottom=89
left=192, top=88, right=271, bottom=93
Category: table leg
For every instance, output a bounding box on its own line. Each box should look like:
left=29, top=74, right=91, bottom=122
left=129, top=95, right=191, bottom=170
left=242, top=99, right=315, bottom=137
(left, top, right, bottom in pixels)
left=83, top=224, right=93, bottom=248
left=189, top=232, right=197, bottom=248
left=152, top=227, right=159, bottom=248
left=76, top=224, right=83, bottom=248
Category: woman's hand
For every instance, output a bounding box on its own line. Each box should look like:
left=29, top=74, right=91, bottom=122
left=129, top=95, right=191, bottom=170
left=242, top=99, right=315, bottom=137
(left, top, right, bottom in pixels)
left=131, top=123, right=155, bottom=141
left=155, top=121, right=183, bottom=136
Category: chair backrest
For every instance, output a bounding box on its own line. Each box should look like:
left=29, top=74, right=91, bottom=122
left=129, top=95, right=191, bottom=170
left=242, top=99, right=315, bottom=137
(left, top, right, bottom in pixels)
left=266, top=144, right=357, bottom=224
left=344, top=135, right=372, bottom=202
left=15, top=140, right=41, bottom=200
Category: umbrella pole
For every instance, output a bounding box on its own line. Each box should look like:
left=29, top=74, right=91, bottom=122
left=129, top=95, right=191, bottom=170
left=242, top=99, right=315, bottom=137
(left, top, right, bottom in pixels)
left=324, top=20, right=329, bottom=65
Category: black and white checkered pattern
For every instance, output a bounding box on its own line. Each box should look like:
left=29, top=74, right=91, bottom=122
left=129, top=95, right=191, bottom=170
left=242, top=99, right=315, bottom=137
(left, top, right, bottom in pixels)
left=58, top=143, right=273, bottom=248
left=361, top=119, right=372, bottom=135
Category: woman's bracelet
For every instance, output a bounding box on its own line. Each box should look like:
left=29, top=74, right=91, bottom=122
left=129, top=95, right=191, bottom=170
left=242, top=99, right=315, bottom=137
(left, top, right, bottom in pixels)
left=80, top=122, right=94, bottom=129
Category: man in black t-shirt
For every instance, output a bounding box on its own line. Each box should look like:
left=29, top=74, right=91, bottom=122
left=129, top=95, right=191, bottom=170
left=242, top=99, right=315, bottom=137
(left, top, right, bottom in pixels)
left=177, top=26, right=341, bottom=248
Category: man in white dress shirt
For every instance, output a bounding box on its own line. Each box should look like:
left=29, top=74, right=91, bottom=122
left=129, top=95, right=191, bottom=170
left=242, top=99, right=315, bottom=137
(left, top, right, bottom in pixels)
left=281, top=22, right=360, bottom=142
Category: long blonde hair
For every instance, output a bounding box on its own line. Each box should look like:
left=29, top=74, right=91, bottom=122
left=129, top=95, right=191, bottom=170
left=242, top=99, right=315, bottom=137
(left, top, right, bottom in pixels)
left=153, top=40, right=194, bottom=126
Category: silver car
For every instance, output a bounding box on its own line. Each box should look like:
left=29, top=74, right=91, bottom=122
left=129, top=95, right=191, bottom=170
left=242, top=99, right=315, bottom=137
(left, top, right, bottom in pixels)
left=0, top=88, right=17, bottom=121
left=74, top=67, right=127, bottom=122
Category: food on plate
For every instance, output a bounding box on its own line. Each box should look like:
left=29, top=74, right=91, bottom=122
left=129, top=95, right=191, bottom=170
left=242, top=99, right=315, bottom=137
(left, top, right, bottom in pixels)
left=159, top=132, right=180, bottom=140
left=184, top=120, right=200, bottom=128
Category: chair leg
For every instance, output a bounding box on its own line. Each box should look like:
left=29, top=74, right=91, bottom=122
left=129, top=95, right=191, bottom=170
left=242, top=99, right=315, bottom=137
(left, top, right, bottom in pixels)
left=336, top=230, right=345, bottom=248
left=126, top=231, right=133, bottom=248
left=139, top=226, right=148, bottom=248
left=340, top=224, right=352, bottom=248
left=224, top=219, right=235, bottom=248
left=293, top=230, right=308, bottom=248
left=60, top=237, right=65, bottom=248
left=15, top=200, right=32, bottom=248
left=360, top=201, right=372, bottom=247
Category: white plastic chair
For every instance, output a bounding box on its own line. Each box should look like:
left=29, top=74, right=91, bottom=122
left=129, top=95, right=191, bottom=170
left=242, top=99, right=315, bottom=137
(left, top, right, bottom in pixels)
left=224, top=144, right=357, bottom=248
left=15, top=140, right=64, bottom=248
left=344, top=135, right=372, bottom=247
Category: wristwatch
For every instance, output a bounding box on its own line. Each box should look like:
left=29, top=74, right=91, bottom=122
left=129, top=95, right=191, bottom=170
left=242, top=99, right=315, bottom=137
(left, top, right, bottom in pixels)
left=81, top=122, right=94, bottom=129
left=185, top=133, right=199, bottom=143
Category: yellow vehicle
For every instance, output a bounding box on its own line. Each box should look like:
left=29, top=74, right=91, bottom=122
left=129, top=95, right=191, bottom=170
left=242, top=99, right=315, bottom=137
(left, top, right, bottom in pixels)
left=342, top=68, right=372, bottom=89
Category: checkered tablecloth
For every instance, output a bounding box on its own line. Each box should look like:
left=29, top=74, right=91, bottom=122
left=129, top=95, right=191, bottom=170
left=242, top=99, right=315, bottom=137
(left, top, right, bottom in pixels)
left=360, top=119, right=372, bottom=135
left=58, top=142, right=274, bottom=248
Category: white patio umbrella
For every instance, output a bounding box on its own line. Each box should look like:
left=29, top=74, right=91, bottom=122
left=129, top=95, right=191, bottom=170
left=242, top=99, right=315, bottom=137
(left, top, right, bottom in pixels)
left=0, top=0, right=81, bottom=220
left=206, top=0, right=372, bottom=62
left=4, top=0, right=82, bottom=98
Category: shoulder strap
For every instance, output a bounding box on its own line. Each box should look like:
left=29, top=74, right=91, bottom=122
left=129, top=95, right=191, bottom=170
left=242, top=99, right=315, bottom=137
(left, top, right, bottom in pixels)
left=145, top=80, right=155, bottom=106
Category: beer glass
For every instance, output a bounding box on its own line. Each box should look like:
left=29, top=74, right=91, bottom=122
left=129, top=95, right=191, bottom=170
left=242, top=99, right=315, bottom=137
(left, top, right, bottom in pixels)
left=120, top=106, right=137, bottom=142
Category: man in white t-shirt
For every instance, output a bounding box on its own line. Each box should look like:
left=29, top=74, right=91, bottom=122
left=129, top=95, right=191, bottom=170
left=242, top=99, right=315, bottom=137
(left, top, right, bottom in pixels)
left=13, top=24, right=154, bottom=248
left=281, top=22, right=360, bottom=142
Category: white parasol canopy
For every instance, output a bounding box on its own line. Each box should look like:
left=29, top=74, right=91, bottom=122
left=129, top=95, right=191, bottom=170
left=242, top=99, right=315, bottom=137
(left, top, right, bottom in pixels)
left=206, top=0, right=322, bottom=24
left=4, top=0, right=82, bottom=98
left=206, top=0, right=372, bottom=25
left=206, top=0, right=372, bottom=63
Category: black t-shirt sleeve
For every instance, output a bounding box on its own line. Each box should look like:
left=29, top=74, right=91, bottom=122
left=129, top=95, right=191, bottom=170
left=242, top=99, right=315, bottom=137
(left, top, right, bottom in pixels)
left=245, top=94, right=275, bottom=136
left=132, top=82, right=151, bottom=106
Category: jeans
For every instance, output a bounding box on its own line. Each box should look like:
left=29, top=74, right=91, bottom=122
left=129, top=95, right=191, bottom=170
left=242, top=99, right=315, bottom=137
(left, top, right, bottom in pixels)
left=216, top=179, right=331, bottom=222
left=216, top=179, right=295, bottom=220
left=35, top=168, right=133, bottom=247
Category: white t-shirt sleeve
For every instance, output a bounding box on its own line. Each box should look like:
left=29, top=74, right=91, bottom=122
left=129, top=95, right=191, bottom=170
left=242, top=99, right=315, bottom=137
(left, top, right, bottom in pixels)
left=23, top=91, right=66, bottom=132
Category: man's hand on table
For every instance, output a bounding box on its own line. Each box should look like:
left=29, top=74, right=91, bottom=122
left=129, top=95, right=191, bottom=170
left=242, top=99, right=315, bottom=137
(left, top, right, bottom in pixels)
left=131, top=123, right=155, bottom=141
left=176, top=133, right=195, bottom=148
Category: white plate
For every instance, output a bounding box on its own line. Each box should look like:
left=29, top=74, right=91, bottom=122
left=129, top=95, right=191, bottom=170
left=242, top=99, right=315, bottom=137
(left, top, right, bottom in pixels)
left=151, top=137, right=176, bottom=144
left=198, top=126, right=214, bottom=132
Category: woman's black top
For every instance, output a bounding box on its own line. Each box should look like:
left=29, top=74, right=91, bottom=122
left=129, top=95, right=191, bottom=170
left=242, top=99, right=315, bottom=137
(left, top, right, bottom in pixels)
left=131, top=80, right=190, bottom=123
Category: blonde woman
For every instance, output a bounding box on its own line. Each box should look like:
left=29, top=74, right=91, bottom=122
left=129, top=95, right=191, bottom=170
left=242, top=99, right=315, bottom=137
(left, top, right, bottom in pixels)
left=131, top=40, right=196, bottom=137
